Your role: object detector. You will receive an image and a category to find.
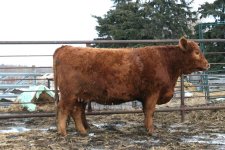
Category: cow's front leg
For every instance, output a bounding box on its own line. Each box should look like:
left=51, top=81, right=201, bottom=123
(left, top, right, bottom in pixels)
left=142, top=92, right=159, bottom=135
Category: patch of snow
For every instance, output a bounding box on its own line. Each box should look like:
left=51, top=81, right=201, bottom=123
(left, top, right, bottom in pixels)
left=182, top=133, right=225, bottom=145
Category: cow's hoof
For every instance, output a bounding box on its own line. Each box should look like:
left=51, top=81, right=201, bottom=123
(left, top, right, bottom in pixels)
left=147, top=131, right=153, bottom=136
left=146, top=127, right=154, bottom=136
left=85, top=125, right=90, bottom=130
left=58, top=131, right=67, bottom=136
left=79, top=130, right=88, bottom=136
left=77, top=128, right=88, bottom=135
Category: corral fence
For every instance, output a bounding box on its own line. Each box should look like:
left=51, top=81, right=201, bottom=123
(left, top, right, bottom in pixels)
left=0, top=39, right=225, bottom=122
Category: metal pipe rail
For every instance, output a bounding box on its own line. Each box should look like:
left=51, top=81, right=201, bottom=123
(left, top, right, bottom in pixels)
left=0, top=39, right=225, bottom=45
left=0, top=73, right=43, bottom=76
left=0, top=66, right=52, bottom=69
left=0, top=55, right=52, bottom=57
left=0, top=84, right=31, bottom=89
left=0, top=94, right=19, bottom=98
left=0, top=105, right=225, bottom=119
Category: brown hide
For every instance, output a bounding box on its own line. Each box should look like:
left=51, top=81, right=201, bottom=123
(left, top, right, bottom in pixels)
left=54, top=38, right=209, bottom=135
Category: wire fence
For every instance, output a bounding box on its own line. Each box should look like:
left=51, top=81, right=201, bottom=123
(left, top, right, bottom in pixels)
left=0, top=39, right=225, bottom=121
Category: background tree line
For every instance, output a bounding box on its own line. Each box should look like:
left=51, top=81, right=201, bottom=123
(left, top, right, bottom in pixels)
left=93, top=0, right=225, bottom=71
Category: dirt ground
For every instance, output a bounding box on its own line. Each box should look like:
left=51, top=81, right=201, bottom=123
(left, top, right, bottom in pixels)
left=0, top=89, right=225, bottom=150
left=0, top=104, right=225, bottom=150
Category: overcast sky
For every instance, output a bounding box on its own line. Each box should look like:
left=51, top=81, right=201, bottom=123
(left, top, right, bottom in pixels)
left=0, top=0, right=113, bottom=41
left=0, top=0, right=215, bottom=66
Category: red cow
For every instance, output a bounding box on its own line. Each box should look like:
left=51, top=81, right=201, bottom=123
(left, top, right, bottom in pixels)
left=53, top=37, right=209, bottom=136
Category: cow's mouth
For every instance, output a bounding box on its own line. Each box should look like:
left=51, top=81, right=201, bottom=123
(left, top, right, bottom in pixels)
left=194, top=67, right=208, bottom=72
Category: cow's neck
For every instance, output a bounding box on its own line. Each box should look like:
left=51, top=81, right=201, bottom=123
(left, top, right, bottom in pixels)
left=135, top=46, right=184, bottom=93
left=160, top=45, right=184, bottom=83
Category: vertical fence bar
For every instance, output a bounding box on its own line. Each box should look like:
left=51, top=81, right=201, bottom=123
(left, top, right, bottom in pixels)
left=180, top=74, right=185, bottom=122
left=87, top=102, right=92, bottom=112
left=47, top=79, right=51, bottom=89
left=204, top=71, right=210, bottom=100
left=32, top=65, right=37, bottom=85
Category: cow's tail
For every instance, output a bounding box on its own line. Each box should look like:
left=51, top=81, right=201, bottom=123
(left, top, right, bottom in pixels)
left=53, top=54, right=59, bottom=105
left=53, top=50, right=60, bottom=128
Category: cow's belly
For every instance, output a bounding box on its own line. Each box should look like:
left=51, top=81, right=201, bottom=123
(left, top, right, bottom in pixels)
left=93, top=98, right=132, bottom=105
left=80, top=84, right=136, bottom=104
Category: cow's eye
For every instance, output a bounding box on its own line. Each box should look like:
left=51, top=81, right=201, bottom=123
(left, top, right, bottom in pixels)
left=195, top=51, right=200, bottom=55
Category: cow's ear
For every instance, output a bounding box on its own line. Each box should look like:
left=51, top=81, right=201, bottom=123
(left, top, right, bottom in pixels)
left=179, top=37, right=188, bottom=51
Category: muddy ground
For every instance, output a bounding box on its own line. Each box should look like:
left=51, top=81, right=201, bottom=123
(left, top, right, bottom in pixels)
left=0, top=105, right=225, bottom=150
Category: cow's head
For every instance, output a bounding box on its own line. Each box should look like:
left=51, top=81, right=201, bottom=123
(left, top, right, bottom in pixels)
left=179, top=37, right=209, bottom=74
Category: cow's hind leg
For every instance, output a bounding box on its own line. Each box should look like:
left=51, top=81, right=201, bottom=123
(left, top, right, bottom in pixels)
left=57, top=99, right=71, bottom=136
left=81, top=103, right=89, bottom=130
left=142, top=92, right=159, bottom=135
left=71, top=101, right=88, bottom=135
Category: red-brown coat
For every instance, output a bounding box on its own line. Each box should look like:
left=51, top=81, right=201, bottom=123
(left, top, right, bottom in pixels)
left=53, top=37, right=209, bottom=136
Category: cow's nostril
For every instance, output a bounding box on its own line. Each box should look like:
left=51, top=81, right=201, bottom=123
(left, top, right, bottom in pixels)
left=207, top=64, right=210, bottom=69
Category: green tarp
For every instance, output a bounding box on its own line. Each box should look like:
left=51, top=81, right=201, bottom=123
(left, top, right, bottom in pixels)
left=16, top=85, right=54, bottom=112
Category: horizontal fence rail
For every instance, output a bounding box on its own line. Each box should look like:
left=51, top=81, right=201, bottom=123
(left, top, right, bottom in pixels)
left=0, top=39, right=225, bottom=45
left=0, top=66, right=52, bottom=69
left=1, top=105, right=225, bottom=119
left=0, top=55, right=52, bottom=57
left=0, top=39, right=224, bottom=121
left=0, top=73, right=43, bottom=76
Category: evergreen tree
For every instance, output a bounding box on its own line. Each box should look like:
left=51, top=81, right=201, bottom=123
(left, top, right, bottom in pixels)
left=93, top=0, right=197, bottom=48
left=196, top=0, right=225, bottom=71
left=94, top=1, right=143, bottom=40
left=198, top=0, right=225, bottom=22
left=141, top=0, right=196, bottom=39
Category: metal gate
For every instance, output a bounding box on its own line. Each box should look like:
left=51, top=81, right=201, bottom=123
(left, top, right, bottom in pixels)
left=0, top=39, right=225, bottom=121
